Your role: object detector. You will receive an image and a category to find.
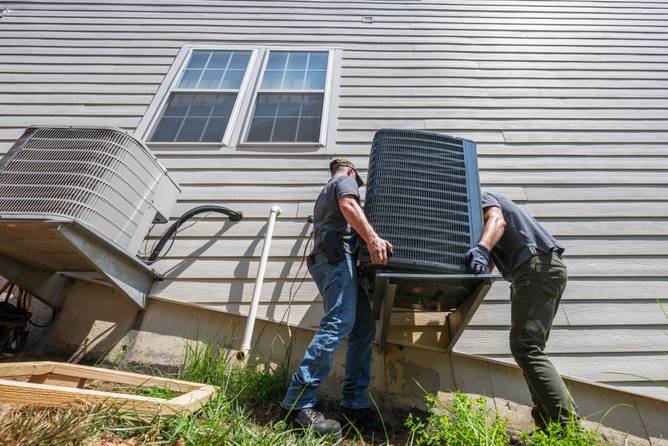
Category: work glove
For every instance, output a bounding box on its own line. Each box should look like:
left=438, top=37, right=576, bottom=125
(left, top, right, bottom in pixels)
left=465, top=244, right=490, bottom=274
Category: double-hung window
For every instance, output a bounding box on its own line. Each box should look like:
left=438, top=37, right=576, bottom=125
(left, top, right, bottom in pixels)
left=245, top=51, right=328, bottom=143
left=140, top=46, right=337, bottom=147
left=150, top=49, right=254, bottom=143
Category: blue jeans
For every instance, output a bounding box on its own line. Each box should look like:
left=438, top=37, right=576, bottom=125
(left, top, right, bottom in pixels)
left=281, top=252, right=375, bottom=410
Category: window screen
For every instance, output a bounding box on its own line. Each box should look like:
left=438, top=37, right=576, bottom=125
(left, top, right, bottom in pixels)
left=247, top=51, right=328, bottom=143
left=151, top=50, right=251, bottom=143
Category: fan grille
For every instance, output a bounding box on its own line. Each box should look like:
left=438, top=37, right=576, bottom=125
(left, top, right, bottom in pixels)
left=364, top=129, right=482, bottom=272
left=0, top=127, right=170, bottom=252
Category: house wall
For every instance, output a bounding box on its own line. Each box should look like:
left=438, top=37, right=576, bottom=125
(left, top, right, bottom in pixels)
left=1, top=0, right=667, bottom=400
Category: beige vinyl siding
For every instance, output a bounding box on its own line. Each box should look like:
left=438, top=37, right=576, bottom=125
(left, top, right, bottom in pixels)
left=1, top=0, right=667, bottom=400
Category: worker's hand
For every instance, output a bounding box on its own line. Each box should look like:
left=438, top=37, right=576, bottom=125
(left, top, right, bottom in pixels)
left=465, top=244, right=490, bottom=274
left=368, top=234, right=394, bottom=265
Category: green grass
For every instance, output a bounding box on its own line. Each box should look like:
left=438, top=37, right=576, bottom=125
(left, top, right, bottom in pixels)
left=405, top=392, right=509, bottom=446
left=404, top=392, right=612, bottom=446
left=0, top=341, right=623, bottom=445
left=519, top=416, right=606, bottom=446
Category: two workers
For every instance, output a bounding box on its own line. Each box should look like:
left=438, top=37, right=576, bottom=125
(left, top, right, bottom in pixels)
left=280, top=158, right=578, bottom=440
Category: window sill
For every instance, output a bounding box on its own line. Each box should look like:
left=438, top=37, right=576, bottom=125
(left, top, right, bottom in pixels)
left=146, top=142, right=228, bottom=148
left=237, top=141, right=324, bottom=148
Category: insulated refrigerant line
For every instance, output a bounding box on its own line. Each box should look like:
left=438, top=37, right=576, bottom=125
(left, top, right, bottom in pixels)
left=236, top=205, right=281, bottom=361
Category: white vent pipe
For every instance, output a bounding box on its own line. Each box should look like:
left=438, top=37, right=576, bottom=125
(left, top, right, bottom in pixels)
left=236, top=205, right=281, bottom=361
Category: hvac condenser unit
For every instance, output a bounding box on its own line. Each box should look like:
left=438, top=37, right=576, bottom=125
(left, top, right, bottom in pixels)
left=0, top=127, right=180, bottom=307
left=360, top=129, right=497, bottom=352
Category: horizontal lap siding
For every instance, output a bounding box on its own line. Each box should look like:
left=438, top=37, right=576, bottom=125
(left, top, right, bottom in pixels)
left=1, top=0, right=667, bottom=400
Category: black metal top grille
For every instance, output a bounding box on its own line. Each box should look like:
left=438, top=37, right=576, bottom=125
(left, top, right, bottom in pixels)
left=364, top=129, right=482, bottom=272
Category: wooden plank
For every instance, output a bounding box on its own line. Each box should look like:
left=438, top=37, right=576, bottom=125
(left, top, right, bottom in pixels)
left=52, top=363, right=201, bottom=392
left=0, top=362, right=216, bottom=415
left=390, top=311, right=449, bottom=327
left=29, top=373, right=86, bottom=388
left=0, top=361, right=55, bottom=378
left=0, top=379, right=168, bottom=414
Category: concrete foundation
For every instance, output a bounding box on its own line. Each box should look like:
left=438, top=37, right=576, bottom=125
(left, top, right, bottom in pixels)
left=22, top=282, right=668, bottom=445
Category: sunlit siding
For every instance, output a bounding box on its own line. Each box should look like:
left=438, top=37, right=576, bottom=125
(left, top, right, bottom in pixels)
left=1, top=0, right=667, bottom=400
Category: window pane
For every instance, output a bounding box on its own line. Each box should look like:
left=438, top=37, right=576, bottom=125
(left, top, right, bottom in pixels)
left=188, top=51, right=210, bottom=69
left=229, top=52, right=251, bottom=69
left=208, top=52, right=231, bottom=69
left=283, top=70, right=305, bottom=89
left=260, top=51, right=329, bottom=91
left=178, top=118, right=208, bottom=142
left=221, top=69, right=245, bottom=89
left=180, top=69, right=201, bottom=88
left=213, top=95, right=236, bottom=116
left=178, top=50, right=251, bottom=89
left=152, top=117, right=181, bottom=142
left=261, top=70, right=283, bottom=89
left=151, top=93, right=236, bottom=142
left=199, top=70, right=224, bottom=89
left=266, top=52, right=287, bottom=70
left=277, top=97, right=301, bottom=117
left=247, top=93, right=323, bottom=143
left=287, top=53, right=308, bottom=69
left=273, top=118, right=299, bottom=141
left=304, top=70, right=326, bottom=90
left=301, top=95, right=323, bottom=116
left=254, top=95, right=279, bottom=117
left=297, top=117, right=321, bottom=142
left=247, top=118, right=274, bottom=142
left=163, top=94, right=190, bottom=116
left=188, top=94, right=217, bottom=116
left=202, top=117, right=229, bottom=142
left=308, top=52, right=328, bottom=70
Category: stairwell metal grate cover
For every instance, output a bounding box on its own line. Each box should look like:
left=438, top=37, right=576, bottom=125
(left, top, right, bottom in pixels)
left=0, top=127, right=179, bottom=255
left=364, top=129, right=483, bottom=273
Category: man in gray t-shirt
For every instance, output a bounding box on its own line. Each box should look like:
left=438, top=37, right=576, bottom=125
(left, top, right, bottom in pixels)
left=464, top=192, right=578, bottom=430
left=311, top=173, right=361, bottom=255
left=281, top=159, right=394, bottom=441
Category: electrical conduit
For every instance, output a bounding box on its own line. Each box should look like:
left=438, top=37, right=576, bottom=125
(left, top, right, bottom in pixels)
left=236, top=205, right=281, bottom=361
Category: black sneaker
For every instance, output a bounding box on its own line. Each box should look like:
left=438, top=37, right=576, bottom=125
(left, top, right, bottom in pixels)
left=283, top=407, right=342, bottom=442
left=508, top=431, right=527, bottom=445
left=339, top=406, right=393, bottom=439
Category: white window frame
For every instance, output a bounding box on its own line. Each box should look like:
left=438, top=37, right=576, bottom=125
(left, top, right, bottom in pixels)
left=239, top=47, right=337, bottom=148
left=135, top=45, right=261, bottom=147
left=136, top=45, right=341, bottom=150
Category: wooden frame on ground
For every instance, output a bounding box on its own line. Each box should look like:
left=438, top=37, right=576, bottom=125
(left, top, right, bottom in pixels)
left=0, top=361, right=216, bottom=415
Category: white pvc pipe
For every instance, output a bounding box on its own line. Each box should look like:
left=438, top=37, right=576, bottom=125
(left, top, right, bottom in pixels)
left=237, top=205, right=281, bottom=361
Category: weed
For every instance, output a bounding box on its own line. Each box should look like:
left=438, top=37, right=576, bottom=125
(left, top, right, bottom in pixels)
left=134, top=385, right=179, bottom=399
left=519, top=414, right=608, bottom=446
left=405, top=391, right=509, bottom=446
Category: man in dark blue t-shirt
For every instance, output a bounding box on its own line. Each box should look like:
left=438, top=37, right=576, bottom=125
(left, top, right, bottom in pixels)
left=281, top=159, right=394, bottom=441
left=465, top=192, right=579, bottom=429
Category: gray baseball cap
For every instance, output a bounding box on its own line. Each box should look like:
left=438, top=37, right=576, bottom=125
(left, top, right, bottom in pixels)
left=329, top=158, right=364, bottom=186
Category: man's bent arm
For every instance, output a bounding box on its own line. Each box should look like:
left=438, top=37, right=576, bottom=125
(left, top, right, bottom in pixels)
left=338, top=195, right=393, bottom=264
left=479, top=206, right=506, bottom=252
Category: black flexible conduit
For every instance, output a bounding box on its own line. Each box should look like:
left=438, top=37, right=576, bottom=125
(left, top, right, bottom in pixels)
left=144, top=205, right=243, bottom=264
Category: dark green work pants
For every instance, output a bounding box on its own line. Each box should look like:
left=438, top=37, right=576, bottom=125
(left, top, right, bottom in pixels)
left=509, top=251, right=578, bottom=426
